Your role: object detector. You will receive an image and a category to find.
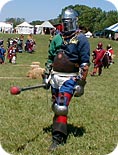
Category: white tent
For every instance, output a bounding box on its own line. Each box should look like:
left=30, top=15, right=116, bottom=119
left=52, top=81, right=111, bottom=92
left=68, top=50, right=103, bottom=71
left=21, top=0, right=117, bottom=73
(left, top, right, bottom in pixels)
left=35, top=25, right=42, bottom=34
left=0, top=22, right=13, bottom=33
left=85, top=31, right=93, bottom=38
left=16, top=22, right=34, bottom=34
left=105, top=23, right=118, bottom=40
left=40, top=21, right=55, bottom=34
left=40, top=21, right=55, bottom=28
left=105, top=23, right=118, bottom=32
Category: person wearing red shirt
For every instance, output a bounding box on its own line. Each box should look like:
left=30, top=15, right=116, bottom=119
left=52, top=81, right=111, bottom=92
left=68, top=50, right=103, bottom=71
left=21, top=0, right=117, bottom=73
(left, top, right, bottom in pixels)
left=7, top=44, right=17, bottom=63
left=90, top=42, right=106, bottom=76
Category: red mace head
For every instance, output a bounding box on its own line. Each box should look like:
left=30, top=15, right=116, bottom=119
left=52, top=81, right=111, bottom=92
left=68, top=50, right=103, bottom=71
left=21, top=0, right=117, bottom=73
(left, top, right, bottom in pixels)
left=10, top=86, right=21, bottom=95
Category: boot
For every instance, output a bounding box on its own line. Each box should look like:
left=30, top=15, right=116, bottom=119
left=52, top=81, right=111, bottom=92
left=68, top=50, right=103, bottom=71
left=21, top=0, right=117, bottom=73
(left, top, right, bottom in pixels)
left=98, top=67, right=102, bottom=76
left=48, top=131, right=66, bottom=151
left=48, top=139, right=60, bottom=151
left=90, top=67, right=97, bottom=76
left=90, top=72, right=96, bottom=76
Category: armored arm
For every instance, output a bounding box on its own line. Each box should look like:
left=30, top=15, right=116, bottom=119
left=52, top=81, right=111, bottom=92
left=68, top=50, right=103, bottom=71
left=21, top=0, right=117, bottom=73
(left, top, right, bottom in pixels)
left=74, top=63, right=89, bottom=97
left=73, top=33, right=90, bottom=97
left=79, top=63, right=89, bottom=81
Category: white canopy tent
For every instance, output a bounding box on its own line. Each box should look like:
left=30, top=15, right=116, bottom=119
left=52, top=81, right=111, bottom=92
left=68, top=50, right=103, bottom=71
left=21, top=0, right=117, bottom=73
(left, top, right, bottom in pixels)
left=105, top=23, right=118, bottom=40
left=40, top=21, right=55, bottom=28
left=105, top=23, right=118, bottom=32
left=39, top=21, right=55, bottom=34
left=0, top=22, right=13, bottom=33
left=35, top=25, right=42, bottom=34
left=85, top=31, right=93, bottom=38
left=16, top=22, right=34, bottom=34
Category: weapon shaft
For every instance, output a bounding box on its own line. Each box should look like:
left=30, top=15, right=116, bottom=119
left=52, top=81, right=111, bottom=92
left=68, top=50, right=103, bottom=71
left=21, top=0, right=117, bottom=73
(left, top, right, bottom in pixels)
left=21, top=83, right=46, bottom=91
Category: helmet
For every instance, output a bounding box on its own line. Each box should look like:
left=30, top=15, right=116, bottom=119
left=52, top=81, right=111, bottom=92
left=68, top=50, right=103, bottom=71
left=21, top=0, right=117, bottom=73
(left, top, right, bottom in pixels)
left=61, top=8, right=78, bottom=33
left=98, top=42, right=103, bottom=49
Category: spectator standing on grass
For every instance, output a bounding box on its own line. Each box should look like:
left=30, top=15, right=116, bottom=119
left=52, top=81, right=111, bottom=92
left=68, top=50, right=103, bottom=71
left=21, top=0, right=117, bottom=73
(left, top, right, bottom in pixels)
left=0, top=40, right=6, bottom=64
left=43, top=8, right=90, bottom=151
left=0, top=44, right=6, bottom=64
left=90, top=42, right=106, bottom=76
left=7, top=44, right=17, bottom=64
left=106, top=44, right=114, bottom=65
left=49, top=28, right=56, bottom=44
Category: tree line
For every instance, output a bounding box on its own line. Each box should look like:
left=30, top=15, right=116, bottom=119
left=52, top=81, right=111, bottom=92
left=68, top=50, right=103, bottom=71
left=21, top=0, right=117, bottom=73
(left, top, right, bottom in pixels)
left=5, top=4, right=118, bottom=33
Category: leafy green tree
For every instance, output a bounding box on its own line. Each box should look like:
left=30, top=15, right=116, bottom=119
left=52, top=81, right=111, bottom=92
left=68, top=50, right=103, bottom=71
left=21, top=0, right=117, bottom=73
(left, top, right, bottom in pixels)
left=4, top=5, right=118, bottom=33
left=30, top=20, right=43, bottom=26
left=5, top=17, right=25, bottom=28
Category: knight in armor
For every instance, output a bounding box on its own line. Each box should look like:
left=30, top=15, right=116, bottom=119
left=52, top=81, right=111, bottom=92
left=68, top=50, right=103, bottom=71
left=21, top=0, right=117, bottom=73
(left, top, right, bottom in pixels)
left=43, top=8, right=90, bottom=151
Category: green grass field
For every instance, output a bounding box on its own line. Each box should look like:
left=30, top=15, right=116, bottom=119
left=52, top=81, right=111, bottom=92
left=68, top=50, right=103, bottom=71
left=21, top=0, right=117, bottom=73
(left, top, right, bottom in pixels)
left=0, top=33, right=118, bottom=155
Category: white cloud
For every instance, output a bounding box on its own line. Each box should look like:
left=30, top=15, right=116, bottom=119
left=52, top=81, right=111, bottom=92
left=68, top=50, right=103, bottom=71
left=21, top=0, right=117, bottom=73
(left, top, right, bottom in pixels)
left=0, top=0, right=12, bottom=12
left=106, top=0, right=118, bottom=11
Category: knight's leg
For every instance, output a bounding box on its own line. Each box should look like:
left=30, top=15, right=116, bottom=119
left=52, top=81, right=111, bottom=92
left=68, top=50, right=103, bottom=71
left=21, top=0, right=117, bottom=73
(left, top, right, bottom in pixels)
left=49, top=92, right=72, bottom=151
left=49, top=78, right=76, bottom=151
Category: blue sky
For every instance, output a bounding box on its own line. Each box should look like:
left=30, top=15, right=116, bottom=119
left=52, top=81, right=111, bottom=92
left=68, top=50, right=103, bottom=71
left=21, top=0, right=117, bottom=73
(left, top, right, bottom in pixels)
left=0, top=0, right=117, bottom=22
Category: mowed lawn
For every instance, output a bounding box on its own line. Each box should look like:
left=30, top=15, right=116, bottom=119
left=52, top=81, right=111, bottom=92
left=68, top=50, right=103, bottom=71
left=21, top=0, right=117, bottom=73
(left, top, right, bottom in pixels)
left=0, top=33, right=118, bottom=155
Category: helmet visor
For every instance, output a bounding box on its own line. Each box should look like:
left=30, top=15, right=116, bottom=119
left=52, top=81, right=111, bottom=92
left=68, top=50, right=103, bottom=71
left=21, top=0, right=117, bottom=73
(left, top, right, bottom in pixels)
left=62, top=18, right=76, bottom=32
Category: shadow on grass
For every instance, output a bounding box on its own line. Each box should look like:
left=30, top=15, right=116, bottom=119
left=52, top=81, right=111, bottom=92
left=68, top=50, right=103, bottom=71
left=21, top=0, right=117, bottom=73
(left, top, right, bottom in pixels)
left=67, top=124, right=86, bottom=137
left=43, top=123, right=86, bottom=137
left=16, top=134, right=40, bottom=152
left=16, top=124, right=85, bottom=152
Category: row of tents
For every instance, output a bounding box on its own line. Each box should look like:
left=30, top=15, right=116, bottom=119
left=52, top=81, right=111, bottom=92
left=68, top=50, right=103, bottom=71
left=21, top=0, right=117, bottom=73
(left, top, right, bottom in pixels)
left=0, top=21, right=118, bottom=37
left=86, top=23, right=118, bottom=39
left=15, top=21, right=55, bottom=34
left=105, top=23, right=118, bottom=40
left=0, top=21, right=55, bottom=34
